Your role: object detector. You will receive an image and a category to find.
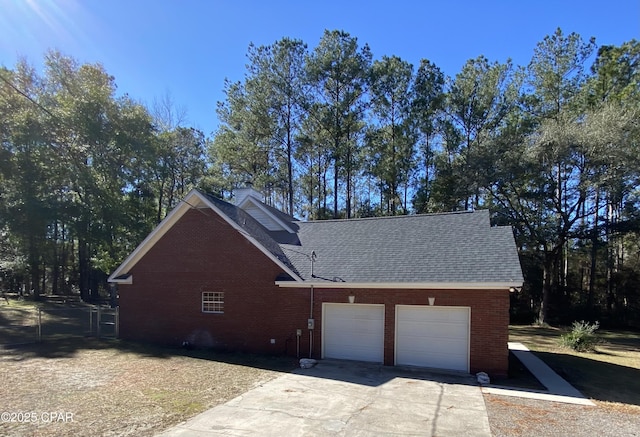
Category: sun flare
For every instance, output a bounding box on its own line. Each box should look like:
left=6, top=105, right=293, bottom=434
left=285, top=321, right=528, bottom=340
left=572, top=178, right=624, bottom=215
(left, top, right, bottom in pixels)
left=0, top=0, right=93, bottom=58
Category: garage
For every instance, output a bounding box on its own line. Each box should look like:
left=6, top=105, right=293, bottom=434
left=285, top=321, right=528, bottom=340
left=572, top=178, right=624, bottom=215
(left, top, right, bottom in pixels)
left=395, top=305, right=470, bottom=372
left=322, top=303, right=384, bottom=363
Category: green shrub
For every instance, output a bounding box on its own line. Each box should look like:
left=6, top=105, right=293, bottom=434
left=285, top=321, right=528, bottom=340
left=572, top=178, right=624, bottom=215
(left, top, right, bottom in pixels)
left=560, top=320, right=601, bottom=352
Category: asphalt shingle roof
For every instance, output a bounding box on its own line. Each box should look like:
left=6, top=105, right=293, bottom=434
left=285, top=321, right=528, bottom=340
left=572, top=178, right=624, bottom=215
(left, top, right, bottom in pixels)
left=205, top=192, right=523, bottom=285
left=279, top=210, right=523, bottom=284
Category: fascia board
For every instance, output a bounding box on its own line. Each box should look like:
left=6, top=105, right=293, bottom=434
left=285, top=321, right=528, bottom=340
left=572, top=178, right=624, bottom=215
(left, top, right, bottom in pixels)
left=275, top=281, right=523, bottom=290
left=107, top=189, right=200, bottom=283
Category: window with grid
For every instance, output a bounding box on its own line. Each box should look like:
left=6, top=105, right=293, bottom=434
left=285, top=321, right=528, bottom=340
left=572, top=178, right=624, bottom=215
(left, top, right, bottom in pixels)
left=202, top=291, right=224, bottom=313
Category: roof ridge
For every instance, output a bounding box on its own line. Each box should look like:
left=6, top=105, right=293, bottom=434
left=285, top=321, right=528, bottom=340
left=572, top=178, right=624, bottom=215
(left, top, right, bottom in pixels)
left=300, top=209, right=486, bottom=224
left=260, top=201, right=299, bottom=222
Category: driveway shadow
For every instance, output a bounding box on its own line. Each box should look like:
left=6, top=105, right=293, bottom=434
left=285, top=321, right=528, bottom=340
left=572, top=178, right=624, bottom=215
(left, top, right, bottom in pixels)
left=296, top=358, right=480, bottom=388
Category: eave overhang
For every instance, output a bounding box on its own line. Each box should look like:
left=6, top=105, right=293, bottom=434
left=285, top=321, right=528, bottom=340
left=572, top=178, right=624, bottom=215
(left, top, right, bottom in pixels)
left=275, top=281, right=523, bottom=290
left=110, top=274, right=133, bottom=285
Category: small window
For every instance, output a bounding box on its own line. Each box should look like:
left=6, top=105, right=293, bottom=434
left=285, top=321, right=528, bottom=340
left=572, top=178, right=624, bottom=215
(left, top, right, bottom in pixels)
left=202, top=291, right=224, bottom=313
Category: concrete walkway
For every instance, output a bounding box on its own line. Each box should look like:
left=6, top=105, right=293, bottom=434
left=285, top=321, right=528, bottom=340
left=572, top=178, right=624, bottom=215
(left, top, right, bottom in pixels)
left=158, top=360, right=492, bottom=437
left=482, top=342, right=595, bottom=406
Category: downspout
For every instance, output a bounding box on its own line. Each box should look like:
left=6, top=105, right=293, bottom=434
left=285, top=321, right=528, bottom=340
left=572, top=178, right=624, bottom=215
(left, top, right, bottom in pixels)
left=309, top=250, right=316, bottom=358
left=309, top=284, right=314, bottom=358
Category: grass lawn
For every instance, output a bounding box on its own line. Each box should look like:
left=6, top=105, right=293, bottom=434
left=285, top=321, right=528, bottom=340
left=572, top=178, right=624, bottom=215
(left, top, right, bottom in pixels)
left=510, top=325, right=640, bottom=408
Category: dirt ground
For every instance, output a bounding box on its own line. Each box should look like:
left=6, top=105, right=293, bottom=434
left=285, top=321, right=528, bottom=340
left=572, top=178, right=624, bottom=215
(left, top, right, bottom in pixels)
left=0, top=339, right=296, bottom=437
left=485, top=394, right=640, bottom=437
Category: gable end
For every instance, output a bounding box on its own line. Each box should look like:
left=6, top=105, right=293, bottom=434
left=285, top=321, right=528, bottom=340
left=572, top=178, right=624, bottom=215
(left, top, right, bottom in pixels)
left=108, top=189, right=302, bottom=283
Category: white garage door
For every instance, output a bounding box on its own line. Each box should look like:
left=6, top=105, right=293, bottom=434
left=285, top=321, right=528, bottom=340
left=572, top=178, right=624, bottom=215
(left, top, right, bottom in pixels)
left=395, top=305, right=470, bottom=372
left=322, top=303, right=384, bottom=363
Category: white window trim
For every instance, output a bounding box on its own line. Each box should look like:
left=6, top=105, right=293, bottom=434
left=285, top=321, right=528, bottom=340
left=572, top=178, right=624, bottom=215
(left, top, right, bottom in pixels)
left=202, top=291, right=224, bottom=314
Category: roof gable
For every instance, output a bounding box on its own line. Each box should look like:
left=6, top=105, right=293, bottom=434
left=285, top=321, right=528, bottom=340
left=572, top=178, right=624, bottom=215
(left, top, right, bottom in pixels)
left=237, top=197, right=298, bottom=233
left=107, top=189, right=302, bottom=283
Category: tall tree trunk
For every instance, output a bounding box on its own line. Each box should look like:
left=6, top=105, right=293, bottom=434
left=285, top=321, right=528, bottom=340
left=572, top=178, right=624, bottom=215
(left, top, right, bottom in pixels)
left=78, top=237, right=90, bottom=301
left=307, top=164, right=314, bottom=220
left=322, top=165, right=328, bottom=215
left=403, top=180, right=408, bottom=214
left=28, top=235, right=41, bottom=300
left=41, top=260, right=46, bottom=295
left=157, top=177, right=165, bottom=223
left=333, top=161, right=339, bottom=218
left=345, top=129, right=352, bottom=219
left=606, top=199, right=614, bottom=313
left=52, top=219, right=60, bottom=295
left=90, top=269, right=100, bottom=301
left=316, top=153, right=322, bottom=219
left=61, top=225, right=69, bottom=295
left=588, top=191, right=599, bottom=314
left=348, top=159, right=353, bottom=218
left=287, top=110, right=294, bottom=216
left=557, top=162, right=567, bottom=289
left=539, top=254, right=553, bottom=324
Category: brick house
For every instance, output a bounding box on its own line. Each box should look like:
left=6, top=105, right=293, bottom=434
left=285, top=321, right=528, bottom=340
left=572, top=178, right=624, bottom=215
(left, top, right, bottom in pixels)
left=108, top=188, right=523, bottom=376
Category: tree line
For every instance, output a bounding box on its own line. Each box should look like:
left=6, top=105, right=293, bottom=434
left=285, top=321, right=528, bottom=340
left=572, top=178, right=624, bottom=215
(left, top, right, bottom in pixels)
left=0, top=53, right=210, bottom=301
left=214, top=29, right=639, bottom=325
left=1, top=29, right=639, bottom=326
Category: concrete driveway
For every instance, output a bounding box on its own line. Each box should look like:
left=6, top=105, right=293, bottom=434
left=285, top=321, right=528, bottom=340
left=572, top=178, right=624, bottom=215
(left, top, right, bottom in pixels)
left=158, top=360, right=491, bottom=437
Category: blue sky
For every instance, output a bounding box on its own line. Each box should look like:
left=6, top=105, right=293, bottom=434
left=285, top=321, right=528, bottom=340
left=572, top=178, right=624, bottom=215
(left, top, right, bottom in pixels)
left=1, top=0, right=638, bottom=136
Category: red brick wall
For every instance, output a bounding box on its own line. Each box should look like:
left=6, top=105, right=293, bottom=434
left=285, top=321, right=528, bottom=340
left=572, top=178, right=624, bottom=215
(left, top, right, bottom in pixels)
left=119, top=208, right=311, bottom=356
left=310, top=288, right=509, bottom=376
left=118, top=207, right=509, bottom=376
